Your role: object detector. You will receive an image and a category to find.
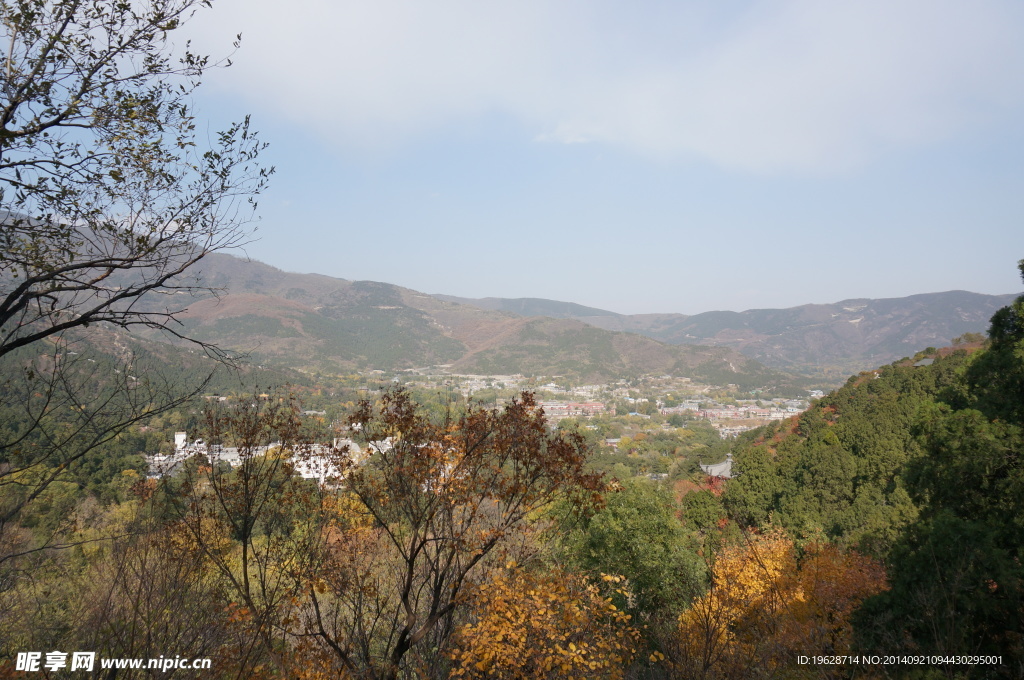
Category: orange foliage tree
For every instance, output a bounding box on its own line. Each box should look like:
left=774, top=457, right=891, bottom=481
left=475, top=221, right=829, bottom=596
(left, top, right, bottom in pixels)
left=302, top=389, right=608, bottom=679
left=448, top=567, right=642, bottom=679
left=676, top=530, right=886, bottom=679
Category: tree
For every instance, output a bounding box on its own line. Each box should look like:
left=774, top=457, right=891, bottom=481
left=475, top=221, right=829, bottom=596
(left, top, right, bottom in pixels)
left=76, top=509, right=235, bottom=672
left=171, top=393, right=340, bottom=678
left=667, top=413, right=688, bottom=428
left=302, top=388, right=607, bottom=679
left=1, top=0, right=270, bottom=356
left=0, top=0, right=269, bottom=562
left=675, top=530, right=886, bottom=679
left=854, top=263, right=1024, bottom=669
left=854, top=512, right=1021, bottom=665
left=561, top=477, right=705, bottom=628
left=0, top=337, right=213, bottom=571
left=965, top=258, right=1024, bottom=423
left=448, top=568, right=642, bottom=679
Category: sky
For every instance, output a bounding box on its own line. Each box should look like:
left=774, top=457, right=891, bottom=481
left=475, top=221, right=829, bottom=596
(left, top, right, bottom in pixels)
left=185, top=0, right=1024, bottom=315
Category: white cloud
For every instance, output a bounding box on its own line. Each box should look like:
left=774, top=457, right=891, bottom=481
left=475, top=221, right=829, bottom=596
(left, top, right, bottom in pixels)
left=191, top=0, right=1024, bottom=172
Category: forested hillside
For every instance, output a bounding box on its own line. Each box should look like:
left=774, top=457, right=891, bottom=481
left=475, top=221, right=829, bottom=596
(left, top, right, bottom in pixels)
left=441, top=291, right=1017, bottom=378
left=5, top=0, right=1021, bottom=677
left=152, top=253, right=800, bottom=387
left=719, top=265, right=1024, bottom=669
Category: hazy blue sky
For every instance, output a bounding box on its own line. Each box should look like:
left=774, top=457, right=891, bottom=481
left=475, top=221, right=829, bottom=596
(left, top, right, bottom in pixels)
left=187, top=0, right=1024, bottom=315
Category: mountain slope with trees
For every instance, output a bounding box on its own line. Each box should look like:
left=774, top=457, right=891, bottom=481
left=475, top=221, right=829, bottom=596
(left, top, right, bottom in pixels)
left=440, top=291, right=1018, bottom=377
left=160, top=253, right=799, bottom=387
left=715, top=263, right=1024, bottom=669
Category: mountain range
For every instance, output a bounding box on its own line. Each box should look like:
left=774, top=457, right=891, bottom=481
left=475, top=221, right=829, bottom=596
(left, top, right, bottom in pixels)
left=154, top=254, right=797, bottom=388
left=139, top=252, right=1016, bottom=386
left=437, top=290, right=1019, bottom=377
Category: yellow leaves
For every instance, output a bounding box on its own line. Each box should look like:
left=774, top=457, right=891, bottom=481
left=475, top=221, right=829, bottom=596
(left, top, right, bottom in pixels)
left=166, top=516, right=232, bottom=555
left=449, top=567, right=641, bottom=679
left=264, top=445, right=288, bottom=460
left=782, top=542, right=888, bottom=648
left=677, top=530, right=888, bottom=678
left=321, top=491, right=371, bottom=530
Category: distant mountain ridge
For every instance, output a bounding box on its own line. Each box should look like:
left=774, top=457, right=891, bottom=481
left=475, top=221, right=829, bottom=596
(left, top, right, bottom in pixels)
left=436, top=290, right=1020, bottom=377
left=432, top=296, right=616, bottom=320
left=149, top=254, right=799, bottom=388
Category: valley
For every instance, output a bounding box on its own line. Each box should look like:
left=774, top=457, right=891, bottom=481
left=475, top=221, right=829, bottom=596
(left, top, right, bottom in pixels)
left=4, top=2, right=1023, bottom=676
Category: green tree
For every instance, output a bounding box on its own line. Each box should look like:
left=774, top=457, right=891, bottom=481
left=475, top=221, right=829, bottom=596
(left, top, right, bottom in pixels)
left=855, top=260, right=1024, bottom=672
left=964, top=258, right=1024, bottom=423
left=667, top=413, right=689, bottom=427
left=560, top=477, right=705, bottom=628
left=855, top=512, right=1022, bottom=664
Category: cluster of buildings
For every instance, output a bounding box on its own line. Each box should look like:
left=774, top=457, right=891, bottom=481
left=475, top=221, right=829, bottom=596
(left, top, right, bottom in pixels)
left=147, top=432, right=368, bottom=483
left=661, top=398, right=812, bottom=438
left=695, top=406, right=792, bottom=421
left=539, top=401, right=607, bottom=420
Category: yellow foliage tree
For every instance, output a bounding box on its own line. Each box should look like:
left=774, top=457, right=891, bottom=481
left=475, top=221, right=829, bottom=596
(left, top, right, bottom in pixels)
left=676, top=530, right=887, bottom=679
left=449, top=568, right=643, bottom=679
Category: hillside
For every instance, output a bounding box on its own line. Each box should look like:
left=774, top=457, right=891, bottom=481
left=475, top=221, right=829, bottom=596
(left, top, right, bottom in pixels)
left=56, top=324, right=309, bottom=395
left=145, top=254, right=797, bottom=387
left=445, top=316, right=788, bottom=388
left=439, top=291, right=1019, bottom=377
left=432, top=295, right=618, bottom=320
left=714, top=275, right=1024, bottom=660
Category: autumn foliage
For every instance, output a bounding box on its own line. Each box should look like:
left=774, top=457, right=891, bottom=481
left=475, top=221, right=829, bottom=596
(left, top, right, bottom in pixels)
left=300, top=389, right=609, bottom=678
left=449, top=567, right=642, bottom=679
left=676, top=530, right=887, bottom=679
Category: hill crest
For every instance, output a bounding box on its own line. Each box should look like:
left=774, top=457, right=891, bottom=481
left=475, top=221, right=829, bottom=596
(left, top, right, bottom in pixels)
left=436, top=290, right=1019, bottom=377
